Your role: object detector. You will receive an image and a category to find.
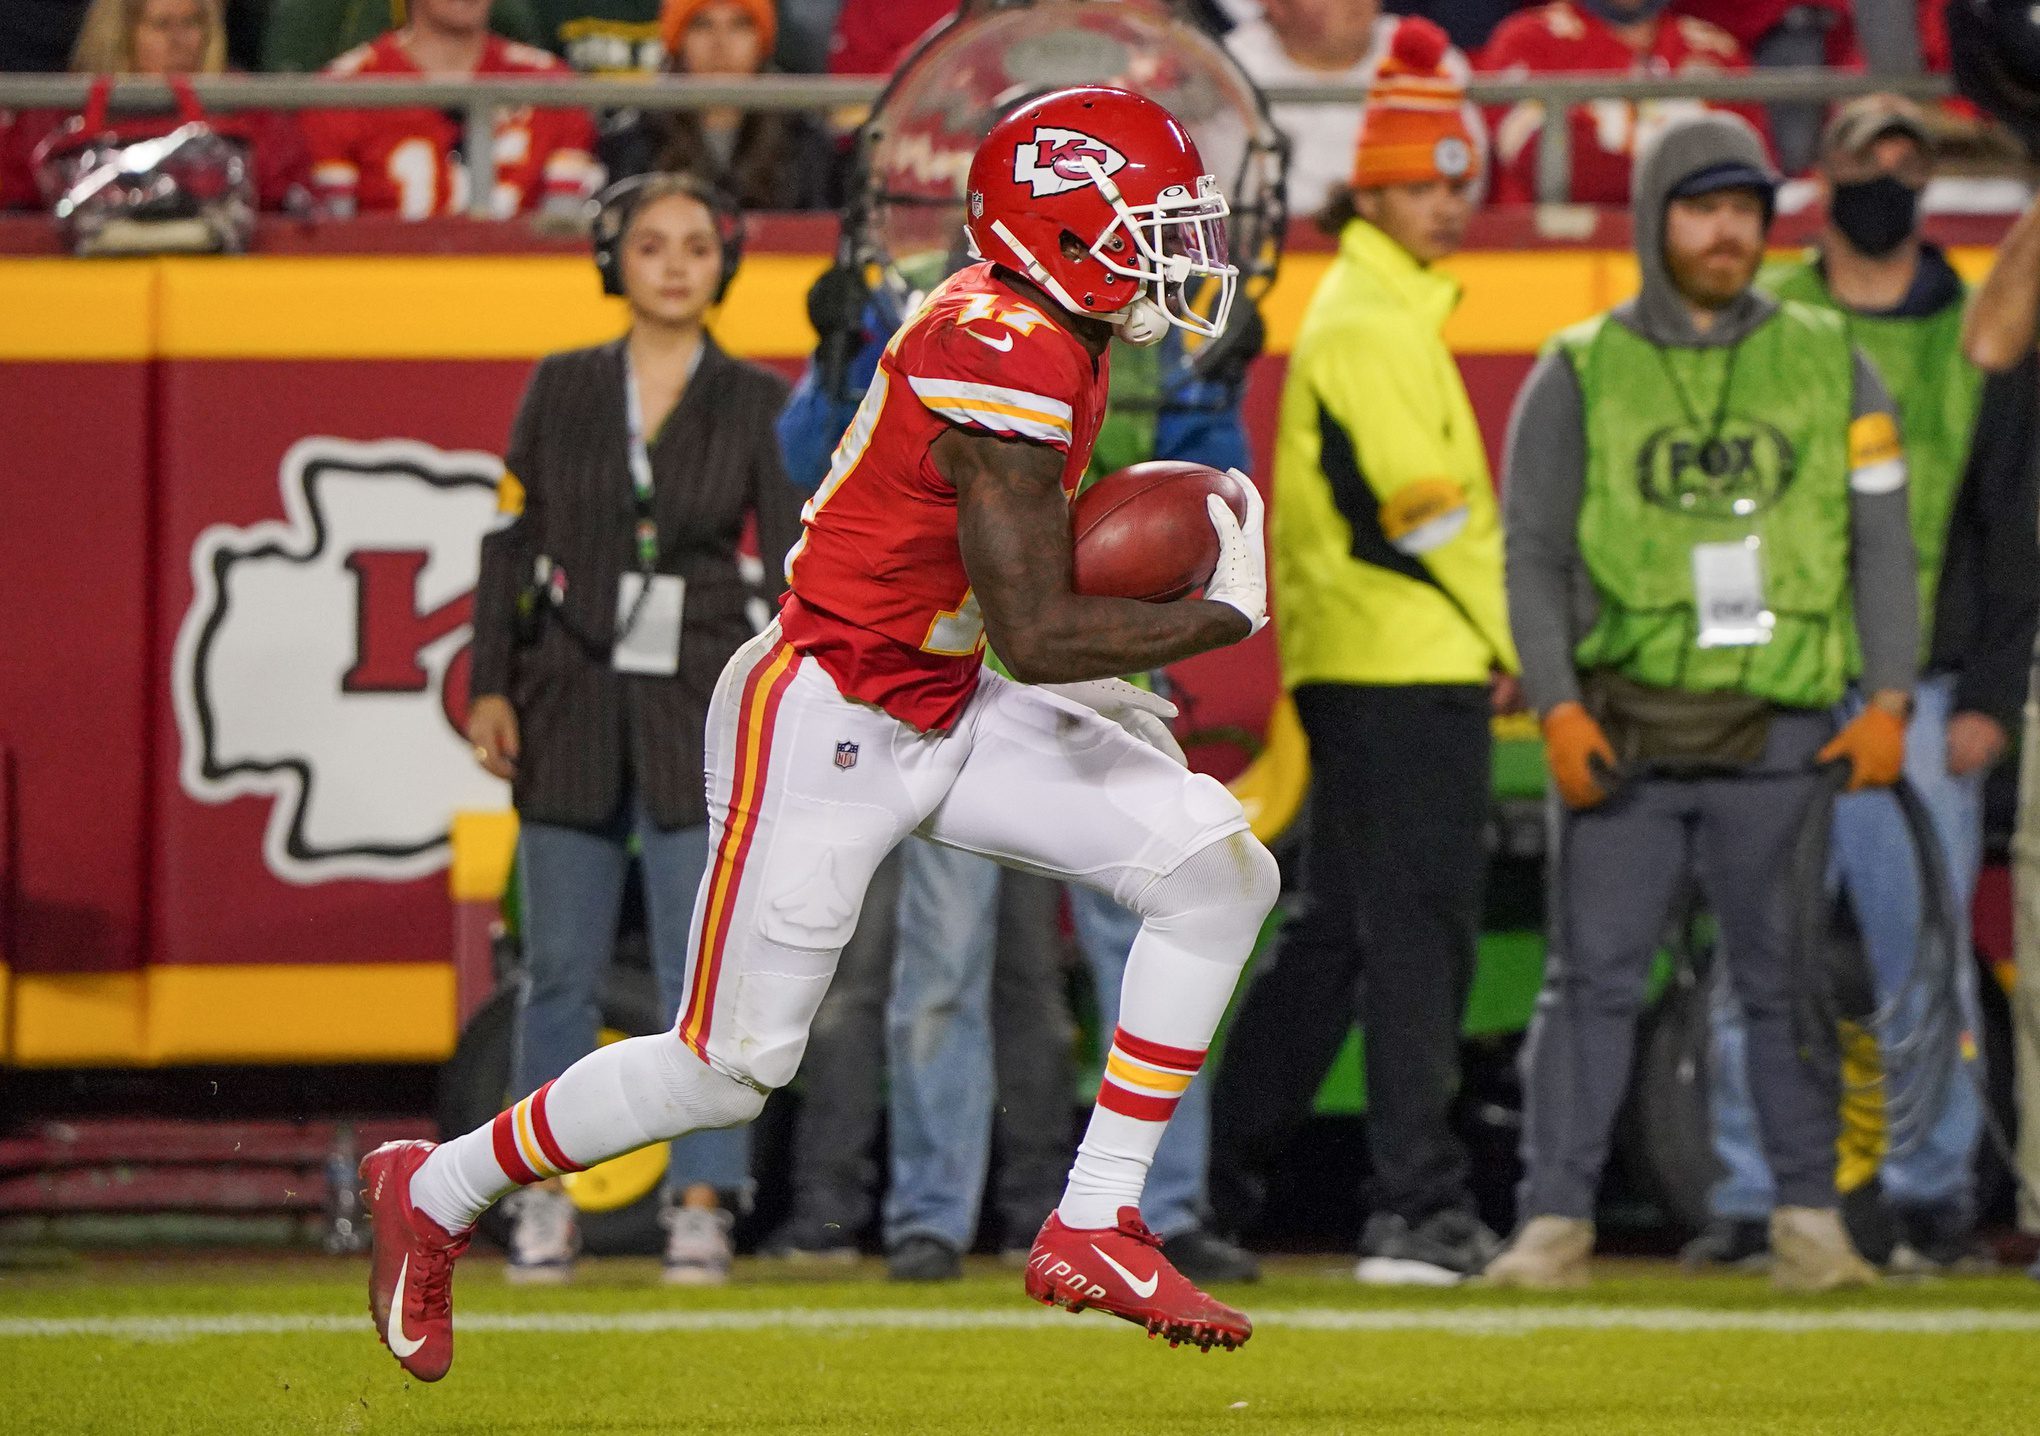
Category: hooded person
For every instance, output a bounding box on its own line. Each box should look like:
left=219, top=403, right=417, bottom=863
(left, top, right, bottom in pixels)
left=1691, top=99, right=2040, bottom=1272
left=1487, top=111, right=1920, bottom=1292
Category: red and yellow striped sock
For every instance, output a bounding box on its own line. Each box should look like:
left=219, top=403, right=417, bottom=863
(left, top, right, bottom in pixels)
left=489, top=1080, right=588, bottom=1186
left=1057, top=1026, right=1206, bottom=1230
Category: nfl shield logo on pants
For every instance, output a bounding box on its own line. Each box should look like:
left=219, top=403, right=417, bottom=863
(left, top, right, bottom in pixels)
left=834, top=740, right=860, bottom=771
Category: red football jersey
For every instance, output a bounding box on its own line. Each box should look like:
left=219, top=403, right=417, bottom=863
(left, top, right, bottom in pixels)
left=1477, top=3, right=1770, bottom=204
left=781, top=262, right=1110, bottom=731
left=302, top=33, right=596, bottom=219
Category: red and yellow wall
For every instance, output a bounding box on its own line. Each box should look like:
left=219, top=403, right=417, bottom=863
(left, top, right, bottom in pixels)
left=0, top=214, right=2003, bottom=1068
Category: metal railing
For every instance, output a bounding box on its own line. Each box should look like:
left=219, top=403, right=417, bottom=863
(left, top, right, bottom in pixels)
left=0, top=67, right=1959, bottom=214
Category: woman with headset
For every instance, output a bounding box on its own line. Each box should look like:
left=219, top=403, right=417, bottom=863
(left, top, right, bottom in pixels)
left=466, top=173, right=804, bottom=1284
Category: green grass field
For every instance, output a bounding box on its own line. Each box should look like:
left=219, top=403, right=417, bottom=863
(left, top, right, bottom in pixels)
left=3, top=1254, right=2037, bottom=1435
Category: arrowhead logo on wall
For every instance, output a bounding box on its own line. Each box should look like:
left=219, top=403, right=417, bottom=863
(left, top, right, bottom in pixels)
left=172, top=438, right=510, bottom=885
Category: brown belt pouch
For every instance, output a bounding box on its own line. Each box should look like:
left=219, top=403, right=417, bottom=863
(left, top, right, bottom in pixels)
left=1582, top=669, right=1773, bottom=775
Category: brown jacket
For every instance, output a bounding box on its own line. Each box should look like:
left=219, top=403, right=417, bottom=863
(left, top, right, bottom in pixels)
left=472, top=334, right=802, bottom=829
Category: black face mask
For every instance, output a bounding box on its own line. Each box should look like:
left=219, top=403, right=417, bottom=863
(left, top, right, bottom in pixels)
left=1830, top=174, right=1921, bottom=258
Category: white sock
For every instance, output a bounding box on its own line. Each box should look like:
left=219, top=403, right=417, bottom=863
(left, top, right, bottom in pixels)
left=1056, top=833, right=1279, bottom=1231
left=410, top=1032, right=764, bottom=1234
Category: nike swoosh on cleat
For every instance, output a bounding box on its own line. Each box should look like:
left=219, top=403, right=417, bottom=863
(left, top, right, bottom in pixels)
left=387, top=1256, right=426, bottom=1358
left=1090, top=1244, right=1159, bottom=1299
left=967, top=329, right=1015, bottom=352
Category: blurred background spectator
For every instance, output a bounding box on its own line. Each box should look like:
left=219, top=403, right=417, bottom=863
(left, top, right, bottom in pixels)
left=468, top=174, right=803, bottom=1283
left=3, top=0, right=307, bottom=212
left=1225, top=0, right=1483, bottom=219
left=263, top=0, right=544, bottom=71
left=1477, top=0, right=1765, bottom=205
left=299, top=0, right=595, bottom=218
left=1674, top=1, right=1857, bottom=171
left=1212, top=21, right=1515, bottom=1285
left=824, top=0, right=952, bottom=77
left=1493, top=111, right=1912, bottom=1290
left=880, top=849, right=1072, bottom=1280
left=597, top=0, right=835, bottom=210
left=1697, top=99, right=2039, bottom=1275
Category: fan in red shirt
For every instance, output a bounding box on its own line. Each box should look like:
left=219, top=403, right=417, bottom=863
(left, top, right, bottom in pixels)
left=826, top=0, right=956, bottom=76
left=1477, top=0, right=1769, bottom=205
left=1671, top=1, right=1856, bottom=65
left=302, top=0, right=596, bottom=219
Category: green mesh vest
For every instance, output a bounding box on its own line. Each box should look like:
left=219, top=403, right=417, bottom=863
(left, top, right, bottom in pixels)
left=1554, top=304, right=1856, bottom=708
left=1761, top=255, right=1980, bottom=651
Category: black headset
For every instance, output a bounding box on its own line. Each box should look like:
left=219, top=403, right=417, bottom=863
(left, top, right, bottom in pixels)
left=590, top=171, right=747, bottom=303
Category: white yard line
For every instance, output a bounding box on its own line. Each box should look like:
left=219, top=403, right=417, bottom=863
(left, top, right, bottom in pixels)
left=3, top=1305, right=2039, bottom=1342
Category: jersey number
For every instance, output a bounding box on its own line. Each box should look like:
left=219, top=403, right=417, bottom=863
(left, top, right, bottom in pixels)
left=923, top=591, right=985, bottom=657
left=955, top=295, right=1049, bottom=336
left=386, top=120, right=534, bottom=219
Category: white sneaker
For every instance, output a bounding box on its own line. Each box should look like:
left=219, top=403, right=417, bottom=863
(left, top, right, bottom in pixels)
left=1770, top=1207, right=1879, bottom=1292
left=662, top=1204, right=735, bottom=1286
left=504, top=1185, right=578, bottom=1285
left=1483, top=1216, right=1594, bottom=1289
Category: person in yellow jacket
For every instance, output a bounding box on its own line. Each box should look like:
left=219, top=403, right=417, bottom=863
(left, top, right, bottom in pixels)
left=1206, top=17, right=1521, bottom=1286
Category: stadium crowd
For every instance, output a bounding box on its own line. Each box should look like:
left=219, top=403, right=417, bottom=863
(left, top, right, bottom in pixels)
left=0, top=0, right=2016, bottom=215
left=2, top=0, right=2037, bottom=1296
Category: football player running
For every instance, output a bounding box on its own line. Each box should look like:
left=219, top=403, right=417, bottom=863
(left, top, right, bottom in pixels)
left=359, top=86, right=1275, bottom=1379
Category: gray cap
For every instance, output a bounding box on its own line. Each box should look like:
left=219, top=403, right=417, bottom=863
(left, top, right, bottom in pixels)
left=1820, top=96, right=1933, bottom=161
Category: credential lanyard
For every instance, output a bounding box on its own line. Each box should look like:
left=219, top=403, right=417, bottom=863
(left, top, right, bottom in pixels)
left=618, top=341, right=703, bottom=635
left=623, top=345, right=660, bottom=576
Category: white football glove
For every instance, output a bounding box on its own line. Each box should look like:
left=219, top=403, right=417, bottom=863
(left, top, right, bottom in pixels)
left=1204, top=468, right=1267, bottom=635
left=1037, top=677, right=1186, bottom=766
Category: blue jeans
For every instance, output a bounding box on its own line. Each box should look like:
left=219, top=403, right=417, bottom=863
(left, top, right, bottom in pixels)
left=884, top=838, right=1209, bottom=1248
left=513, top=801, right=750, bottom=1199
left=1708, top=675, right=1985, bottom=1220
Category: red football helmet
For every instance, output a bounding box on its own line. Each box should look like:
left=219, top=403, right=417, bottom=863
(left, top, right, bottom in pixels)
left=964, top=86, right=1236, bottom=344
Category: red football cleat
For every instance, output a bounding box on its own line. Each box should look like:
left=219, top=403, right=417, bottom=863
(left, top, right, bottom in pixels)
left=1024, top=1206, right=1253, bottom=1351
left=360, top=1140, right=471, bottom=1382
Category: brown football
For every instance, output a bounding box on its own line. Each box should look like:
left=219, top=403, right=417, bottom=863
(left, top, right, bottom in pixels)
left=1071, top=461, right=1251, bottom=603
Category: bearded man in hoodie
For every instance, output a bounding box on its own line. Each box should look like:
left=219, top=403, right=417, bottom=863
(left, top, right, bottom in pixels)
left=1489, top=111, right=1919, bottom=1292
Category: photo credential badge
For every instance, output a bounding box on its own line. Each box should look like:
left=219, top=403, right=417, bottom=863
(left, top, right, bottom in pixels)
left=613, top=572, right=685, bottom=675
left=1691, top=539, right=1773, bottom=649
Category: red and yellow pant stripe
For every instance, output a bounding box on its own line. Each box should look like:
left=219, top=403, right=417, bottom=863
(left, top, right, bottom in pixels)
left=490, top=1079, right=583, bottom=1185
left=1095, top=1027, right=1205, bottom=1123
left=679, top=638, right=803, bottom=1061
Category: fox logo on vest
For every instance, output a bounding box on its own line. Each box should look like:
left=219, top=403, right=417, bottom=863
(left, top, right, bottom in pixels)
left=173, top=437, right=509, bottom=885
left=1013, top=127, right=1127, bottom=197
left=1635, top=419, right=1797, bottom=519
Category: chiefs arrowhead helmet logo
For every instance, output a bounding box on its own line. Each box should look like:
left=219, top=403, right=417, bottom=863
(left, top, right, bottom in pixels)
left=1013, top=126, right=1127, bottom=198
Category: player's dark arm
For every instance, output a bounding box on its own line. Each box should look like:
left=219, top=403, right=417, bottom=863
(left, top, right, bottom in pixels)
left=940, top=428, right=1250, bottom=684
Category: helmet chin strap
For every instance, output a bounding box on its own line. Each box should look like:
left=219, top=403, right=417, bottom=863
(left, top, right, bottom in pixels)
left=988, top=219, right=1092, bottom=317
left=987, top=217, right=1169, bottom=345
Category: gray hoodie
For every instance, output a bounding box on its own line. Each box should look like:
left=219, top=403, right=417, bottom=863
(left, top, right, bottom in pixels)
left=1502, top=113, right=1919, bottom=716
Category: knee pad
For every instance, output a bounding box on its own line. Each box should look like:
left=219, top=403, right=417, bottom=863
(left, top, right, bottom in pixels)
left=1133, top=831, right=1281, bottom=944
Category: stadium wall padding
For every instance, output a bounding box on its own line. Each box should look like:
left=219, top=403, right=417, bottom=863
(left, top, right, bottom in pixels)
left=0, top=219, right=2001, bottom=1066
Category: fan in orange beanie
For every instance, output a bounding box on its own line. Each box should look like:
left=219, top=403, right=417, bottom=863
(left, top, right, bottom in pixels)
left=1351, top=16, right=1480, bottom=193
left=660, top=0, right=777, bottom=69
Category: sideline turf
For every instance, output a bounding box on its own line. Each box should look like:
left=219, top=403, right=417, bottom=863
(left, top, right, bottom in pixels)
left=3, top=1257, right=2036, bottom=1434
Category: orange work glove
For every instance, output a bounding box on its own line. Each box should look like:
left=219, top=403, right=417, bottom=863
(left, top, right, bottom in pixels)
left=1542, top=701, right=1617, bottom=810
left=1818, top=704, right=1907, bottom=791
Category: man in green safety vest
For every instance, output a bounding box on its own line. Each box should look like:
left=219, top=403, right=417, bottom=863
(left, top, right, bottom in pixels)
left=1693, top=98, right=2040, bottom=1274
left=1489, top=111, right=1920, bottom=1291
